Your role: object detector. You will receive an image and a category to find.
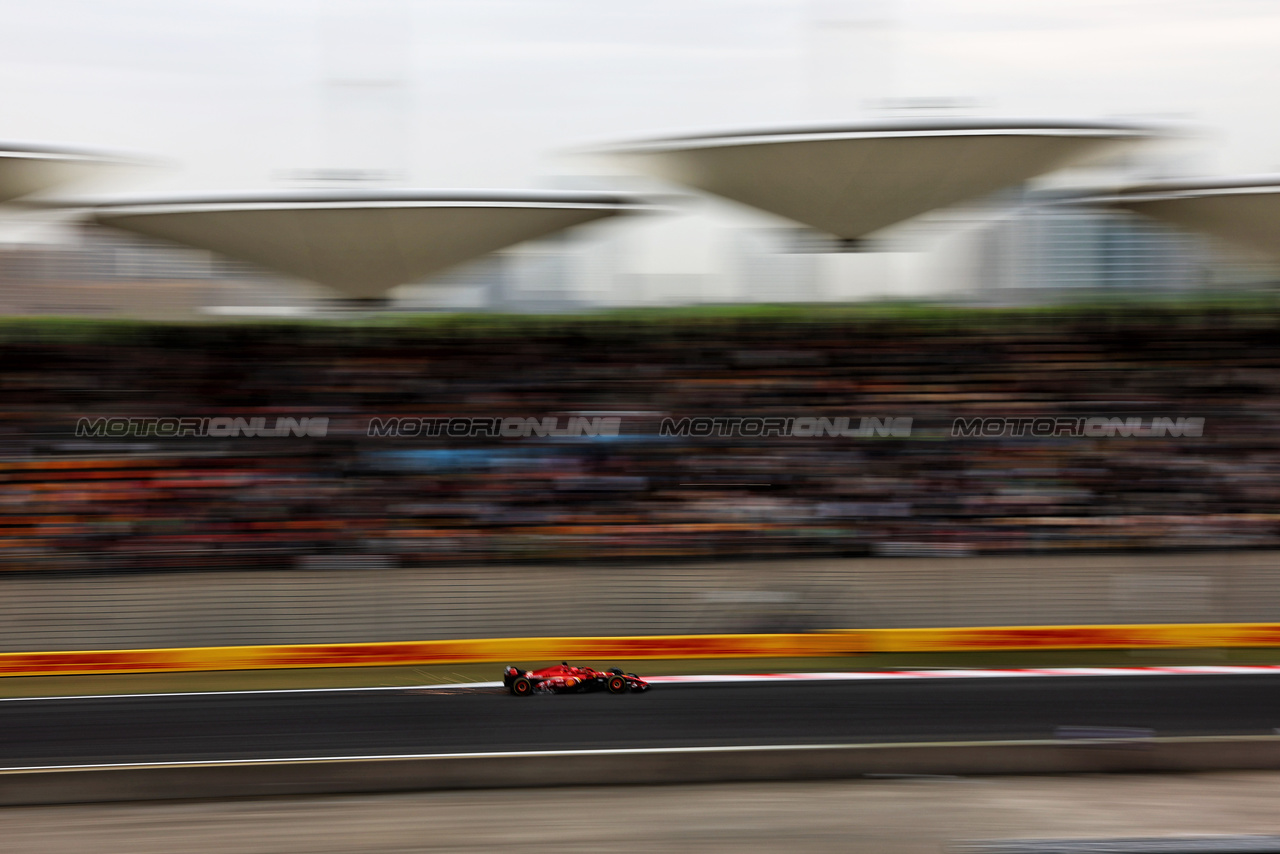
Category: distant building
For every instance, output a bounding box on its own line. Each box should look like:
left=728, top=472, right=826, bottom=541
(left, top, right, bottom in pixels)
left=972, top=204, right=1207, bottom=293
left=0, top=223, right=315, bottom=319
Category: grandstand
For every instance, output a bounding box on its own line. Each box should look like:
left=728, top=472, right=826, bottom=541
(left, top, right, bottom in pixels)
left=1, top=122, right=1276, bottom=574
left=1, top=301, right=1275, bottom=574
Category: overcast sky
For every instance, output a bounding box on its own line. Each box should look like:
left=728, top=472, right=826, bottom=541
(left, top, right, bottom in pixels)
left=1, top=0, right=1277, bottom=194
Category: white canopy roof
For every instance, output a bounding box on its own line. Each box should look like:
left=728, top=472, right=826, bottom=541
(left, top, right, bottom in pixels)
left=1091, top=177, right=1280, bottom=258
left=92, top=190, right=650, bottom=298
left=600, top=119, right=1155, bottom=242
left=0, top=144, right=123, bottom=204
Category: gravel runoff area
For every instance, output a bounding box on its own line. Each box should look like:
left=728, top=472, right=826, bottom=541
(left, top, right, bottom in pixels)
left=5, top=773, right=1280, bottom=854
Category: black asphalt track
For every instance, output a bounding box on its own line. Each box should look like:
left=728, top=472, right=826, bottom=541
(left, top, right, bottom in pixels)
left=3, top=676, right=1280, bottom=768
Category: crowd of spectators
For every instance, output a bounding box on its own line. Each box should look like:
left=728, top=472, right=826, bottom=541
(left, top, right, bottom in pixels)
left=1, top=305, right=1277, bottom=571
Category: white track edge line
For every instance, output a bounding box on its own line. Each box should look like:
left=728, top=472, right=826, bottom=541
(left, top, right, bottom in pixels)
left=8, top=735, right=1280, bottom=774
left=0, top=682, right=505, bottom=703
left=5, top=665, right=1280, bottom=702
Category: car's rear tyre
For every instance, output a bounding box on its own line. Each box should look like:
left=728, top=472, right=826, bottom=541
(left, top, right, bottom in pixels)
left=511, top=676, right=533, bottom=696
left=607, top=675, right=628, bottom=694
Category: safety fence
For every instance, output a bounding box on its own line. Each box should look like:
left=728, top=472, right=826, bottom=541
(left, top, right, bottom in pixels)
left=3, top=550, right=1278, bottom=653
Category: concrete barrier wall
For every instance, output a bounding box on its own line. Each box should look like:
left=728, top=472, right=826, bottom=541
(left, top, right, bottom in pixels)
left=2, top=550, right=1277, bottom=652
left=0, top=633, right=854, bottom=676
left=7, top=737, right=1280, bottom=806
left=6, top=623, right=1280, bottom=677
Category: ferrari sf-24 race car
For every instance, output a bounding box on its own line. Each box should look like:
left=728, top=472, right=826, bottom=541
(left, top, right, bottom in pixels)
left=503, top=663, right=651, bottom=696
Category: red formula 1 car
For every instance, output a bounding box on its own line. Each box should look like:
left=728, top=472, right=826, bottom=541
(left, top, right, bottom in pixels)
left=503, top=662, right=650, bottom=696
